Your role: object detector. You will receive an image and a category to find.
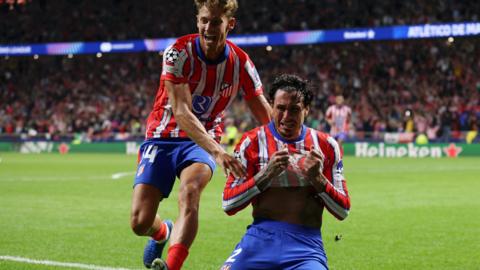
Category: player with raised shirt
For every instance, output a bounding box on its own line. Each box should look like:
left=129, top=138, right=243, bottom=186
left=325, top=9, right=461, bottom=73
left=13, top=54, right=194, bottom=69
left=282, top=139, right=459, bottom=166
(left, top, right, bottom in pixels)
left=130, top=1, right=272, bottom=269
left=221, top=74, right=350, bottom=270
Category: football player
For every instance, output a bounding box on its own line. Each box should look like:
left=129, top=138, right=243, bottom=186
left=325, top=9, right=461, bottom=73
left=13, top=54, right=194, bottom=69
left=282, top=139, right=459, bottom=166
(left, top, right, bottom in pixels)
left=222, top=74, right=350, bottom=269
left=130, top=1, right=272, bottom=269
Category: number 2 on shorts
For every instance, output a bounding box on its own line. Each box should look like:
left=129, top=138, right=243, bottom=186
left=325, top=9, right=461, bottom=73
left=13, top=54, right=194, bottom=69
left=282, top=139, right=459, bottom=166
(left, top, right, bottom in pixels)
left=226, top=248, right=242, bottom=263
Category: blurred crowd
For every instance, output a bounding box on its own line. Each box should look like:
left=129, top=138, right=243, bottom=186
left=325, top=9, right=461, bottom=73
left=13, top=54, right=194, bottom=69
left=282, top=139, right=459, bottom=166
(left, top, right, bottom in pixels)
left=1, top=1, right=479, bottom=143
left=0, top=53, right=158, bottom=141
left=231, top=38, right=480, bottom=143
left=2, top=0, right=480, bottom=43
left=1, top=38, right=479, bottom=142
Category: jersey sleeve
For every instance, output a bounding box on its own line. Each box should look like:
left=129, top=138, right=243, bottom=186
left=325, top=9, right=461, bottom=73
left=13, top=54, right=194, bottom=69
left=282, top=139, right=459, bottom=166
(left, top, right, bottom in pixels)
left=161, top=43, right=190, bottom=84
left=240, top=56, right=263, bottom=100
left=222, top=132, right=261, bottom=215
left=318, top=136, right=351, bottom=220
left=325, top=106, right=333, bottom=120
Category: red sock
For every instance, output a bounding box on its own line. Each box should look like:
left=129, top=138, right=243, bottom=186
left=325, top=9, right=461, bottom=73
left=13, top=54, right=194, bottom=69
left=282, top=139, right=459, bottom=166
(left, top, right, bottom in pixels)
left=166, top=243, right=189, bottom=270
left=152, top=222, right=167, bottom=242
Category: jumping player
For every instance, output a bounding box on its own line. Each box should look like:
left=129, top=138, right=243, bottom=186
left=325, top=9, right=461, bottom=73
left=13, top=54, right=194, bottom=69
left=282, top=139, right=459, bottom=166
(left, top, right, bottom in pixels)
left=130, top=1, right=272, bottom=269
left=221, top=74, right=350, bottom=269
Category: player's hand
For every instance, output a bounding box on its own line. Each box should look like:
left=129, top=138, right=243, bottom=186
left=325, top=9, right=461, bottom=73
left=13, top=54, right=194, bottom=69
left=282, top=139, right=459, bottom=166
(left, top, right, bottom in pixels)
left=215, top=151, right=246, bottom=178
left=263, top=148, right=290, bottom=179
left=253, top=147, right=289, bottom=191
left=302, top=148, right=324, bottom=180
left=303, top=148, right=328, bottom=191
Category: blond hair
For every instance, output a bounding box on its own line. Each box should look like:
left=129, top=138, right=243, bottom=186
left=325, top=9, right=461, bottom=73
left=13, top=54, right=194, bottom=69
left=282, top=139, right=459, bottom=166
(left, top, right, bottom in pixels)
left=194, top=0, right=238, bottom=18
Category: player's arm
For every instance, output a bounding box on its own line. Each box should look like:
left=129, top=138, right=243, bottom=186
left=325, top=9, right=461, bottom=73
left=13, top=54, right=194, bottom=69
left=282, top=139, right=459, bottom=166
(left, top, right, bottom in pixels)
left=347, top=107, right=352, bottom=127
left=242, top=57, right=272, bottom=125
left=246, top=95, right=272, bottom=125
left=222, top=135, right=289, bottom=215
left=325, top=106, right=334, bottom=126
left=166, top=80, right=246, bottom=178
left=303, top=138, right=350, bottom=220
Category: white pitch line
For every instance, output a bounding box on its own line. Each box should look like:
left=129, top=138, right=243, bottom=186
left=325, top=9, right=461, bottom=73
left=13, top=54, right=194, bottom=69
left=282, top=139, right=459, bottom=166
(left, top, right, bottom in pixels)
left=0, top=176, right=111, bottom=182
left=0, top=255, right=138, bottom=270
left=111, top=171, right=135, bottom=180
left=0, top=173, right=136, bottom=182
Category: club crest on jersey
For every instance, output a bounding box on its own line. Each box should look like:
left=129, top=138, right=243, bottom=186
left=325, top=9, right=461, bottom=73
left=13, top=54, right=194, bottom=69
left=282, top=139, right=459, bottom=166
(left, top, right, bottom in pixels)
left=192, top=95, right=212, bottom=115
left=220, top=82, right=233, bottom=97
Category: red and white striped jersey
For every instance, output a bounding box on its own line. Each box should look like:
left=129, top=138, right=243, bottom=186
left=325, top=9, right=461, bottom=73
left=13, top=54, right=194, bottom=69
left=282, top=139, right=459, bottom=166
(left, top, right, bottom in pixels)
left=325, top=105, right=352, bottom=136
left=222, top=122, right=351, bottom=220
left=145, top=34, right=263, bottom=140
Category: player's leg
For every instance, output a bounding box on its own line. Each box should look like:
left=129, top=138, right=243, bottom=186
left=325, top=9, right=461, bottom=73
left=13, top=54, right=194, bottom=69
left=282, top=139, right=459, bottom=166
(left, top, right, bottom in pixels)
left=221, top=220, right=281, bottom=269
left=173, top=163, right=212, bottom=246
left=290, top=260, right=328, bottom=270
left=131, top=141, right=177, bottom=268
left=130, top=183, right=164, bottom=236
left=131, top=184, right=173, bottom=268
left=280, top=223, right=328, bottom=270
left=165, top=162, right=212, bottom=270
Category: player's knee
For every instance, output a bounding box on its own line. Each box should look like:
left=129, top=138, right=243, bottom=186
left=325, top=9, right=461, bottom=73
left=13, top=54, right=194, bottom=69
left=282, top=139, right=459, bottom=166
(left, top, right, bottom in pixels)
left=130, top=211, right=151, bottom=236
left=179, top=201, right=199, bottom=217
left=178, top=185, right=201, bottom=215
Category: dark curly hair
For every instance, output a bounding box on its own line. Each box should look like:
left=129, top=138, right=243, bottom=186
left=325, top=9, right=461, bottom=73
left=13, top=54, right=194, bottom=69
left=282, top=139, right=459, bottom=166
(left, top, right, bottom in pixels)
left=268, top=74, right=313, bottom=107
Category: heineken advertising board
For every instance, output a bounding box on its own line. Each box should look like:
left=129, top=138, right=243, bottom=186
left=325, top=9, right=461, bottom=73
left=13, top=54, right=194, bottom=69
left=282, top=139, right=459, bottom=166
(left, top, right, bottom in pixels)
left=344, top=142, right=479, bottom=158
left=2, top=141, right=480, bottom=157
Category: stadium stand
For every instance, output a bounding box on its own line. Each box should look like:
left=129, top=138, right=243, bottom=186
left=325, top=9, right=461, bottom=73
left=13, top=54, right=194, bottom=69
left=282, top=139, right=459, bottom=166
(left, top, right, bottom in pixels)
left=2, top=0, right=480, bottom=43
left=1, top=1, right=479, bottom=143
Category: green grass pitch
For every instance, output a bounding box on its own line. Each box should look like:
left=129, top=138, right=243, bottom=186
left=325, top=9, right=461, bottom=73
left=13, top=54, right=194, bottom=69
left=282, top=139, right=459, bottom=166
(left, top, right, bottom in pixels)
left=0, top=153, right=479, bottom=270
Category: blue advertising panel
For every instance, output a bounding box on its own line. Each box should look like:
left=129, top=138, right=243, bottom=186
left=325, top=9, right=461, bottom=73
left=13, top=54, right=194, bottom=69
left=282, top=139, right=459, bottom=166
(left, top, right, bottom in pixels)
left=1, top=22, right=479, bottom=56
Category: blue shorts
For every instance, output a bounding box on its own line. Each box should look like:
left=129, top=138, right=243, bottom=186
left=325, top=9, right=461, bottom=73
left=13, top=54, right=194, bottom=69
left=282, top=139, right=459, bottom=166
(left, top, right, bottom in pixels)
left=133, top=138, right=216, bottom=198
left=221, top=219, right=328, bottom=270
left=334, top=132, right=348, bottom=142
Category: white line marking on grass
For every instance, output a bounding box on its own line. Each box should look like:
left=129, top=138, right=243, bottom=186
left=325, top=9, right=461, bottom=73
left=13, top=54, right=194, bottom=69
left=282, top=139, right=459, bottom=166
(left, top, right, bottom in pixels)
left=1, top=173, right=136, bottom=182
left=111, top=171, right=135, bottom=180
left=0, top=255, right=138, bottom=270
left=1, top=176, right=112, bottom=182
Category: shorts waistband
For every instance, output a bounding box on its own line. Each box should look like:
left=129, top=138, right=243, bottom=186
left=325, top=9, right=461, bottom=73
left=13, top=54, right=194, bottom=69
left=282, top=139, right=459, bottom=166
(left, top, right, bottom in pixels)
left=252, top=218, right=321, bottom=236
left=146, top=137, right=193, bottom=142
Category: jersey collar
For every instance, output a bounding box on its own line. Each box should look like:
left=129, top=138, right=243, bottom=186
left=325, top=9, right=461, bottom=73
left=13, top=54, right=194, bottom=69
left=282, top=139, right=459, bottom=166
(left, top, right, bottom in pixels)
left=195, top=37, right=230, bottom=65
left=267, top=121, right=307, bottom=144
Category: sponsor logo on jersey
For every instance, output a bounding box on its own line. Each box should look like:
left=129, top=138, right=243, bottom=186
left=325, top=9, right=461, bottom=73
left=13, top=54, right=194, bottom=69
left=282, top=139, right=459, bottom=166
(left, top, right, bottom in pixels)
left=192, top=95, right=213, bottom=115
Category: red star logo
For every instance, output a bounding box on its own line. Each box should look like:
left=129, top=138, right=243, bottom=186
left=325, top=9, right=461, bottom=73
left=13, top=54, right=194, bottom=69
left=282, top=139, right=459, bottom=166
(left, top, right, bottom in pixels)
left=58, top=143, right=70, bottom=154
left=443, top=143, right=462, bottom=158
